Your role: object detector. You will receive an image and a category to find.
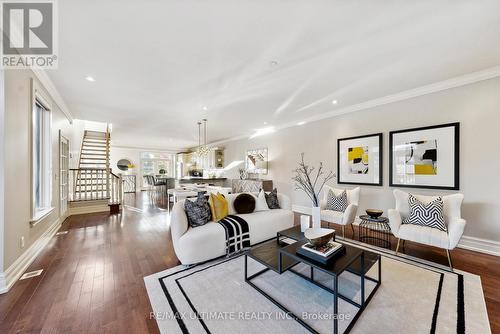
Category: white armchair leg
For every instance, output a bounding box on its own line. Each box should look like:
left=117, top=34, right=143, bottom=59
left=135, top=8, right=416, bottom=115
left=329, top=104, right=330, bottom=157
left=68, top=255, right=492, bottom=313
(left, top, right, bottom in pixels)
left=396, top=238, right=401, bottom=254
left=446, top=250, right=453, bottom=271
left=342, top=226, right=345, bottom=238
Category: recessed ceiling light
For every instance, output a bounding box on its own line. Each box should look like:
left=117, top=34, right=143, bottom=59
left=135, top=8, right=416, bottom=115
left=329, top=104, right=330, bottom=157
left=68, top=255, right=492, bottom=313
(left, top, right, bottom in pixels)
left=85, top=76, right=96, bottom=82
left=297, top=121, right=306, bottom=126
left=202, top=106, right=208, bottom=111
left=332, top=100, right=338, bottom=105
left=270, top=60, right=278, bottom=66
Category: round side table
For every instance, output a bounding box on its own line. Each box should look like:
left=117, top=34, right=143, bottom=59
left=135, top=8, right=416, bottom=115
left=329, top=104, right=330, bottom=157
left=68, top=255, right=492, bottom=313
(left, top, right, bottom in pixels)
left=358, top=215, right=391, bottom=249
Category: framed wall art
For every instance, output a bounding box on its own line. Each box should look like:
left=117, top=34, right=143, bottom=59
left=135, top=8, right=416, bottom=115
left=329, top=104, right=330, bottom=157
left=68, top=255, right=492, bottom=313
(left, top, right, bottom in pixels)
left=389, top=122, right=459, bottom=190
left=246, top=148, right=268, bottom=174
left=337, top=133, right=383, bottom=186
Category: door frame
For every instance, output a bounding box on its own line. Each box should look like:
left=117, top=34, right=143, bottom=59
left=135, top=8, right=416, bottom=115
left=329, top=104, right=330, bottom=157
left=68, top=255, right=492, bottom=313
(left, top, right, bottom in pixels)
left=59, top=131, right=69, bottom=217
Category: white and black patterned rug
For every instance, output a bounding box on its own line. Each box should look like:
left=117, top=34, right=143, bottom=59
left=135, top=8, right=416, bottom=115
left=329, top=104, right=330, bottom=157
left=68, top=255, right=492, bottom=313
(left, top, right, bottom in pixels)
left=144, top=241, right=490, bottom=334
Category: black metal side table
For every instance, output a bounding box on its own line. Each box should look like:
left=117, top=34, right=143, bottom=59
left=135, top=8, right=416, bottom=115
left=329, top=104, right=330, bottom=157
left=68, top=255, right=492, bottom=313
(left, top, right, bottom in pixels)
left=358, top=215, right=391, bottom=249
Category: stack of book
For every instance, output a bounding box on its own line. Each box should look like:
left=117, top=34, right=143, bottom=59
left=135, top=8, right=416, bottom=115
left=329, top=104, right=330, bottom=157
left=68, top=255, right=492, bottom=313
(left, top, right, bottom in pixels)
left=297, top=241, right=345, bottom=264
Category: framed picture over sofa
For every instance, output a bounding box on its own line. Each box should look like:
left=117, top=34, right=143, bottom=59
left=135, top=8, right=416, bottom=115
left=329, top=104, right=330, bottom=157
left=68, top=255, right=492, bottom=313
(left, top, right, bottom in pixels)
left=389, top=122, right=460, bottom=190
left=337, top=133, right=383, bottom=186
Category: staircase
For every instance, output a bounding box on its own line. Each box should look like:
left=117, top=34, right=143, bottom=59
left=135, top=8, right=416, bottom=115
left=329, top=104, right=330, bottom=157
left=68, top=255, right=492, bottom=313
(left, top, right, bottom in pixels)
left=69, top=128, right=122, bottom=214
left=79, top=130, right=109, bottom=170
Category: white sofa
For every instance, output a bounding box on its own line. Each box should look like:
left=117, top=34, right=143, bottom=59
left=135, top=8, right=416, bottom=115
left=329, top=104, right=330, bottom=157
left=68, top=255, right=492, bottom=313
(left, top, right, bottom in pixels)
left=170, top=193, right=293, bottom=264
left=320, top=186, right=360, bottom=238
left=388, top=189, right=466, bottom=269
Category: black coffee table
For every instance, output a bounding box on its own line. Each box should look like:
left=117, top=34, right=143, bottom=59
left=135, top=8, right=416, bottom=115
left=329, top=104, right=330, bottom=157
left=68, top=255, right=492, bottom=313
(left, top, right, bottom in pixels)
left=245, top=228, right=381, bottom=334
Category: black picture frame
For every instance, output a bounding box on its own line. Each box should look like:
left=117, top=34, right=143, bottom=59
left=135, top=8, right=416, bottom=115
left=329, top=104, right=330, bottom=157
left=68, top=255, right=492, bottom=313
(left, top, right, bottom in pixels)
left=389, top=122, right=460, bottom=190
left=337, top=133, right=383, bottom=186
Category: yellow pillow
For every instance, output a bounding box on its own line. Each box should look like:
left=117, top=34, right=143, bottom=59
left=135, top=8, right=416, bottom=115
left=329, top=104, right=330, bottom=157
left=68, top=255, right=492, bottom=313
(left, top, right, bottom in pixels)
left=208, top=192, right=229, bottom=221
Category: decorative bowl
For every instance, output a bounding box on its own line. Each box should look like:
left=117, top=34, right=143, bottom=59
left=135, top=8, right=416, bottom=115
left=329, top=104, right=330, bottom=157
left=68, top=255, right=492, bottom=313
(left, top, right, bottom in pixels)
left=304, top=228, right=335, bottom=247
left=366, top=209, right=383, bottom=219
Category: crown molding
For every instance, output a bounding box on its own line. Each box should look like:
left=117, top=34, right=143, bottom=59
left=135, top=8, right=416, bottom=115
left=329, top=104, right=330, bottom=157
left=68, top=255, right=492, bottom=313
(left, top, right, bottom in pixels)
left=31, top=69, right=74, bottom=123
left=210, top=65, right=500, bottom=146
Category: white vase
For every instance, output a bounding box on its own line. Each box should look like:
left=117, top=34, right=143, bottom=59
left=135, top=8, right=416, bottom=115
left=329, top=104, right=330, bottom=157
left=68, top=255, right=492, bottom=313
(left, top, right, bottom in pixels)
left=311, top=206, right=321, bottom=229
left=300, top=215, right=310, bottom=232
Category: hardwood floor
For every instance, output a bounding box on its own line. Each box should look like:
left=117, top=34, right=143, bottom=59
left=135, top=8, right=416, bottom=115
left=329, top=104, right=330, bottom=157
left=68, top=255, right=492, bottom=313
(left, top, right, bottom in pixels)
left=0, top=192, right=498, bottom=333
left=297, top=215, right=500, bottom=334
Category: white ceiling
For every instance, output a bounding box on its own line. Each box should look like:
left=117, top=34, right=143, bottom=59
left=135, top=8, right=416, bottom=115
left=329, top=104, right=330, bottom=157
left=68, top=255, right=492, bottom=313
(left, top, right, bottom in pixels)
left=48, top=0, right=500, bottom=150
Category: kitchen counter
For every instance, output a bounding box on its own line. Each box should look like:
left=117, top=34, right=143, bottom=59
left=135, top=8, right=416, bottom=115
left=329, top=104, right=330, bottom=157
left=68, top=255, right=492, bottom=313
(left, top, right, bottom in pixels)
left=178, top=177, right=227, bottom=187
left=179, top=177, right=227, bottom=181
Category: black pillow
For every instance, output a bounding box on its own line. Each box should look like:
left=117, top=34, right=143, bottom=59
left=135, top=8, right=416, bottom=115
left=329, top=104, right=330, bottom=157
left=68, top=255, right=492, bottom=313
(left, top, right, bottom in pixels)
left=233, top=193, right=256, bottom=214
left=264, top=188, right=280, bottom=209
left=184, top=192, right=212, bottom=227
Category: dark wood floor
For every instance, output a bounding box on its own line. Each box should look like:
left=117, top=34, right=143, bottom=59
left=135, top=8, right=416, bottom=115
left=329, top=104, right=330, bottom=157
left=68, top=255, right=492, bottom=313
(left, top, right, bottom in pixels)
left=0, top=192, right=498, bottom=333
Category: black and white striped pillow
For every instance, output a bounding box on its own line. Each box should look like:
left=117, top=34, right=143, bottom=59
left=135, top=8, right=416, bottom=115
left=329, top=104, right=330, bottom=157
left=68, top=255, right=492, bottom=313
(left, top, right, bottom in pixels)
left=326, top=189, right=348, bottom=212
left=403, top=194, right=447, bottom=232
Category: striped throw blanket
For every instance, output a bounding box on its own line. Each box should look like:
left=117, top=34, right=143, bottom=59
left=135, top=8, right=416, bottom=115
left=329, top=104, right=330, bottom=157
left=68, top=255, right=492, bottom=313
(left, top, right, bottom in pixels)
left=218, top=215, right=250, bottom=256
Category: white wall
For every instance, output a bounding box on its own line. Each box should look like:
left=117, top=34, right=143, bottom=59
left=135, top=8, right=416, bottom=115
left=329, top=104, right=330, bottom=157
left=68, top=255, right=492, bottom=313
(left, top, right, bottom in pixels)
left=109, top=147, right=142, bottom=191
left=223, top=77, right=500, bottom=243
left=2, top=69, right=76, bottom=271
left=0, top=70, right=5, bottom=282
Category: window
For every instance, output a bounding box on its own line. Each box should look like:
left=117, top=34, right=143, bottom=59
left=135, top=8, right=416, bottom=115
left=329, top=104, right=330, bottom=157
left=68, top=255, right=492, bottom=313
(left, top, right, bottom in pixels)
left=31, top=95, right=52, bottom=221
left=140, top=152, right=174, bottom=187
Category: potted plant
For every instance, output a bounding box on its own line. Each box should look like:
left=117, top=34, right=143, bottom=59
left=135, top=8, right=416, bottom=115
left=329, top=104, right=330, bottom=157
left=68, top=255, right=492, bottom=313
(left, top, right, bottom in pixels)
left=292, top=153, right=336, bottom=229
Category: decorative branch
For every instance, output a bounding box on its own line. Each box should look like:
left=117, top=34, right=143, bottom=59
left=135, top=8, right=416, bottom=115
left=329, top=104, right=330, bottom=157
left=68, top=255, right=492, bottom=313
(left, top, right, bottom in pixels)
left=292, top=153, right=336, bottom=207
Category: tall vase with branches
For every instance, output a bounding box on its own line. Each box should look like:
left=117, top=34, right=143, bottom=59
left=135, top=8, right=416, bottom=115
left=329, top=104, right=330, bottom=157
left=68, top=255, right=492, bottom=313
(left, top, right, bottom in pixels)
left=292, top=153, right=336, bottom=228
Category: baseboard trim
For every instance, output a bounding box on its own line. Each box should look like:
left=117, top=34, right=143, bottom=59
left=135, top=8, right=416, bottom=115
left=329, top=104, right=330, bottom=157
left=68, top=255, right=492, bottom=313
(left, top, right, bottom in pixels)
left=0, top=217, right=62, bottom=294
left=458, top=236, right=500, bottom=257
left=68, top=204, right=109, bottom=215
left=292, top=205, right=500, bottom=257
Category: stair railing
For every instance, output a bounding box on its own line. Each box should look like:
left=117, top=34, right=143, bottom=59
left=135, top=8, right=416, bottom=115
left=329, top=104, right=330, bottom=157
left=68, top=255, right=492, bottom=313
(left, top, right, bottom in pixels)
left=109, top=171, right=123, bottom=205
left=69, top=167, right=123, bottom=205
left=70, top=168, right=108, bottom=201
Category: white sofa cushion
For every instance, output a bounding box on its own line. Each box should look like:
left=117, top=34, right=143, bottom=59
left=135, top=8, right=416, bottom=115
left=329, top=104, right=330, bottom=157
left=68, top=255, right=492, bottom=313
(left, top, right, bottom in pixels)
left=397, top=224, right=449, bottom=249
left=320, top=210, right=344, bottom=224
left=254, top=190, right=270, bottom=212
left=171, top=192, right=293, bottom=264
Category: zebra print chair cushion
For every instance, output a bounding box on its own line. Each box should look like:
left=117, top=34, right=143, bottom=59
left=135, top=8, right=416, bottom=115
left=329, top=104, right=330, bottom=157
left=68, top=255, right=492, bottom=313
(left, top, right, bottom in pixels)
left=326, top=189, right=348, bottom=212
left=403, top=194, right=447, bottom=232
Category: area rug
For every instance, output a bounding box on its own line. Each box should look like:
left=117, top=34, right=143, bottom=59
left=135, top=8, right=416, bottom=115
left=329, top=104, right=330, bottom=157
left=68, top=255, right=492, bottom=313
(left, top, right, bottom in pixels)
left=144, top=241, right=490, bottom=334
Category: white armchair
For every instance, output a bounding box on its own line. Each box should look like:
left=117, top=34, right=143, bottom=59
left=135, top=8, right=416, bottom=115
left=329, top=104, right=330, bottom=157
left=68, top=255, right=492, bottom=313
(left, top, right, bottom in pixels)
left=388, top=189, right=466, bottom=269
left=320, top=186, right=360, bottom=238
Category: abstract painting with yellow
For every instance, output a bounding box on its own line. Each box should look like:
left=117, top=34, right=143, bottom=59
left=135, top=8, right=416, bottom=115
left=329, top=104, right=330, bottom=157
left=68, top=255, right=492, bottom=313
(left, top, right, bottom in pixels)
left=348, top=146, right=369, bottom=174
left=404, top=139, right=437, bottom=175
